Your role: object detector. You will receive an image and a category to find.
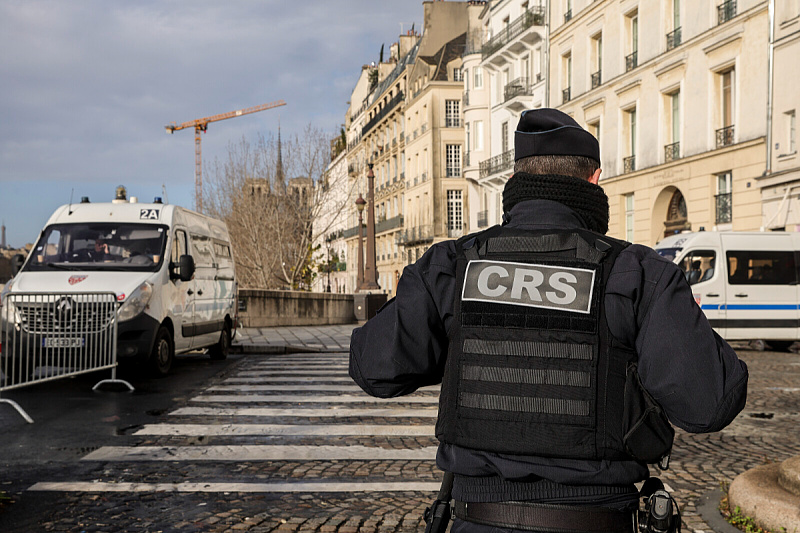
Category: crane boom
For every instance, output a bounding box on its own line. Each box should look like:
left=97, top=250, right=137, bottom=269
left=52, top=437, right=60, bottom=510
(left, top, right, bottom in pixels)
left=165, top=99, right=287, bottom=212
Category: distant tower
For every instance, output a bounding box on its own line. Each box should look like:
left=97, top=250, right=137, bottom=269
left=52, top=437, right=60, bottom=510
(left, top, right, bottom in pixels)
left=1, top=220, right=6, bottom=249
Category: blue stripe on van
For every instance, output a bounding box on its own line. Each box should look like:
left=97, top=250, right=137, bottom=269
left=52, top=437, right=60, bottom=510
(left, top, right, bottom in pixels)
left=701, top=304, right=799, bottom=311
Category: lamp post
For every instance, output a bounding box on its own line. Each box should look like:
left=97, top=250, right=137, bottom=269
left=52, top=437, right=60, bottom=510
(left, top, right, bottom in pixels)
left=325, top=235, right=332, bottom=293
left=355, top=194, right=366, bottom=290
left=361, top=163, right=380, bottom=291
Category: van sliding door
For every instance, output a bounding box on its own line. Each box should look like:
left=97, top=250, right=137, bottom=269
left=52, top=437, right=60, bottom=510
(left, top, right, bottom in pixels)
left=722, top=234, right=798, bottom=342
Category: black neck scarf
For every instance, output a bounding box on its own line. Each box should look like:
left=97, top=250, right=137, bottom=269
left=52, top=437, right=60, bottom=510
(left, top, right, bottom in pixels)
left=502, top=172, right=610, bottom=235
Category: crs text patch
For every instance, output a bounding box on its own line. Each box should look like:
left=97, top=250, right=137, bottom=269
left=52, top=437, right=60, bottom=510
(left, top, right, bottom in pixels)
left=462, top=260, right=596, bottom=314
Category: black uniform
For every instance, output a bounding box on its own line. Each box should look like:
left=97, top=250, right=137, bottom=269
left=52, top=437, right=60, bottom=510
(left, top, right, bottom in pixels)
left=350, top=199, right=748, bottom=528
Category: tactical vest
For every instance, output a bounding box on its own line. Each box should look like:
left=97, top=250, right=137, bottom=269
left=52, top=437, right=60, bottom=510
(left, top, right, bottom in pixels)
left=436, top=225, right=636, bottom=460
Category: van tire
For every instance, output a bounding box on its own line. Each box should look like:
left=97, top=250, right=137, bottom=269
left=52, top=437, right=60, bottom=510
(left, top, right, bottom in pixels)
left=209, top=323, right=231, bottom=360
left=768, top=340, right=794, bottom=352
left=149, top=326, right=174, bottom=377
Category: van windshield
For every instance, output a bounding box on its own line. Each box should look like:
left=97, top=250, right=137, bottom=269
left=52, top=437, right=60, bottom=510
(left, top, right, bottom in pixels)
left=656, top=247, right=682, bottom=262
left=23, top=223, right=169, bottom=272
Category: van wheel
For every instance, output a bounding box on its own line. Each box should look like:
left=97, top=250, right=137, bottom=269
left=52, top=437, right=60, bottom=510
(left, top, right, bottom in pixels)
left=209, top=323, right=231, bottom=360
left=768, top=341, right=794, bottom=352
left=149, top=327, right=174, bottom=377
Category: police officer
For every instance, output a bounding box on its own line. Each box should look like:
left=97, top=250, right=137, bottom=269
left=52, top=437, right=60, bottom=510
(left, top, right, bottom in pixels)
left=350, top=109, right=748, bottom=533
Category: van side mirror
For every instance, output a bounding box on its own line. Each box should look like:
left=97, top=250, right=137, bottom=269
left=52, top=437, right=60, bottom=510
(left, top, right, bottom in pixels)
left=178, top=255, right=195, bottom=282
left=11, top=254, right=24, bottom=275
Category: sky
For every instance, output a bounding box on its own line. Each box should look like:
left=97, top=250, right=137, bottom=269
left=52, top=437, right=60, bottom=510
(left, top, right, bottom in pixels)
left=0, top=0, right=423, bottom=248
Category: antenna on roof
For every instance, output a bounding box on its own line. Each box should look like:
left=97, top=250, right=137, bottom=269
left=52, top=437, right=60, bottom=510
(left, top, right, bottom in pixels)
left=68, top=188, right=74, bottom=216
left=162, top=184, right=169, bottom=205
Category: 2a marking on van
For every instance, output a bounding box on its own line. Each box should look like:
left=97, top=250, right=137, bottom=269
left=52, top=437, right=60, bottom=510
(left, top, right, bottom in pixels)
left=140, top=209, right=160, bottom=220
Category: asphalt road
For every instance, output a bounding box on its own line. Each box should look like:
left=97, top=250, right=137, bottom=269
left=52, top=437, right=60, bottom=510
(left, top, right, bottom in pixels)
left=0, top=351, right=245, bottom=532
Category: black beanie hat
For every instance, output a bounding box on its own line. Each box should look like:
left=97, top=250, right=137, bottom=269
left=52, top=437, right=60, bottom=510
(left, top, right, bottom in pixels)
left=515, top=108, right=600, bottom=163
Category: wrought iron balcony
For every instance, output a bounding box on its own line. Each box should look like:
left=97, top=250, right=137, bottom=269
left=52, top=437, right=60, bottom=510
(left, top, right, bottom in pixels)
left=591, top=70, right=602, bottom=89
left=362, top=91, right=404, bottom=137
left=718, top=0, right=736, bottom=25
left=562, top=87, right=571, bottom=104
left=716, top=125, right=734, bottom=148
left=448, top=224, right=468, bottom=239
left=342, top=224, right=366, bottom=239
left=479, top=149, right=515, bottom=178
left=623, top=155, right=636, bottom=173
left=626, top=51, right=638, bottom=72
left=477, top=210, right=489, bottom=228
left=481, top=6, right=546, bottom=59
left=715, top=192, right=732, bottom=224
left=504, top=77, right=530, bottom=101
left=664, top=141, right=681, bottom=163
left=397, top=225, right=434, bottom=246
left=375, top=215, right=404, bottom=234
left=666, top=27, right=682, bottom=51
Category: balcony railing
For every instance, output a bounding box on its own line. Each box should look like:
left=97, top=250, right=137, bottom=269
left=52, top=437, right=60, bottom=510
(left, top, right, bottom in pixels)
left=591, top=70, right=602, bottom=89
left=666, top=27, right=682, bottom=51
left=477, top=210, right=489, bottom=228
left=623, top=155, right=636, bottom=173
left=664, top=141, right=681, bottom=163
left=504, top=77, right=532, bottom=101
left=479, top=149, right=515, bottom=178
left=562, top=87, right=571, bottom=104
left=482, top=6, right=546, bottom=59
left=626, top=51, right=638, bottom=72
left=564, top=9, right=572, bottom=23
left=342, top=224, right=366, bottom=239
left=397, top=225, right=434, bottom=246
left=362, top=91, right=404, bottom=137
left=715, top=192, right=732, bottom=224
left=718, top=0, right=736, bottom=25
left=375, top=215, right=404, bottom=234
left=716, top=125, right=735, bottom=148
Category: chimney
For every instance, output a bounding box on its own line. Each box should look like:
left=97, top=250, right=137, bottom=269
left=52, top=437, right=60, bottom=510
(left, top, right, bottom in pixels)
left=1, top=220, right=5, bottom=249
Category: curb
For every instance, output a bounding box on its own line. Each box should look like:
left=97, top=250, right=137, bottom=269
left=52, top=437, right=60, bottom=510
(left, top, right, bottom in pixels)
left=231, top=344, right=346, bottom=355
left=696, top=488, right=743, bottom=533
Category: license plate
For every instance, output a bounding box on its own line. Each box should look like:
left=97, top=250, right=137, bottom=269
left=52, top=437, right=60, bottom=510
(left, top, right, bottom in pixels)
left=42, top=337, right=85, bottom=348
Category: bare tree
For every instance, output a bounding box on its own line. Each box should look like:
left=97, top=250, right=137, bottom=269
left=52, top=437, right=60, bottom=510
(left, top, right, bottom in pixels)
left=204, top=124, right=354, bottom=290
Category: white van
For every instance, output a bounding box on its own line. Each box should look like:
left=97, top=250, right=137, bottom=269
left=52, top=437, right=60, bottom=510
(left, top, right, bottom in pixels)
left=0, top=190, right=237, bottom=375
left=655, top=231, right=800, bottom=350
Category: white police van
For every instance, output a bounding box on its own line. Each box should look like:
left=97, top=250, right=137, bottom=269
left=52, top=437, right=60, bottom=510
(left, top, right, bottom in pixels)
left=0, top=188, right=237, bottom=375
left=655, top=231, right=800, bottom=350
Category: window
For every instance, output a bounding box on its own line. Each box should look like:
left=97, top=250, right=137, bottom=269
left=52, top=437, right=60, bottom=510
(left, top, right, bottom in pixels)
left=665, top=91, right=680, bottom=162
left=716, top=171, right=732, bottom=224
left=591, top=33, right=603, bottom=88
left=474, top=120, right=484, bottom=151
left=679, top=250, right=717, bottom=285
left=588, top=119, right=600, bottom=144
left=722, top=70, right=734, bottom=128
left=190, top=233, right=214, bottom=267
left=787, top=110, right=797, bottom=153
left=624, top=193, right=635, bottom=242
left=445, top=100, right=461, bottom=127
left=623, top=108, right=637, bottom=173
left=474, top=66, right=483, bottom=89
left=501, top=121, right=510, bottom=153
left=667, top=0, right=682, bottom=49
left=562, top=52, right=572, bottom=102
left=454, top=68, right=464, bottom=82
left=626, top=12, right=639, bottom=71
left=446, top=145, right=462, bottom=177
left=727, top=251, right=797, bottom=285
left=447, top=190, right=464, bottom=238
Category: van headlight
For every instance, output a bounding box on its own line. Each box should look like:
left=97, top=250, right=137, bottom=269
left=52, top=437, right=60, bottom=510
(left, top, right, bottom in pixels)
left=117, top=281, right=153, bottom=322
left=0, top=282, right=20, bottom=326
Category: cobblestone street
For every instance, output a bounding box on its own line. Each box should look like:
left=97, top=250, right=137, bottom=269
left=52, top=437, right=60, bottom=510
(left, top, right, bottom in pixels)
left=2, top=328, right=799, bottom=532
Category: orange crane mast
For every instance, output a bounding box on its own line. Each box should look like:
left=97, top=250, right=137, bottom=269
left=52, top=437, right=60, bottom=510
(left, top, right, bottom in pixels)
left=166, top=99, right=287, bottom=212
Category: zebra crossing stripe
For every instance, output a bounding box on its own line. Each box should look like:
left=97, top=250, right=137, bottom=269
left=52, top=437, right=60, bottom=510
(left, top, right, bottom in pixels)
left=191, top=394, right=438, bottom=404
left=208, top=384, right=438, bottom=393
left=170, top=407, right=438, bottom=417
left=219, top=383, right=372, bottom=391
left=28, top=481, right=441, bottom=493
left=230, top=370, right=348, bottom=376
left=233, top=375, right=354, bottom=381
left=133, top=424, right=436, bottom=436
left=82, top=445, right=440, bottom=462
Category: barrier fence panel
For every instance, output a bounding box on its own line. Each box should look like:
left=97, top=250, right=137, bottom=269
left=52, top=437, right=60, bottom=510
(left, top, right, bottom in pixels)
left=0, top=292, right=133, bottom=423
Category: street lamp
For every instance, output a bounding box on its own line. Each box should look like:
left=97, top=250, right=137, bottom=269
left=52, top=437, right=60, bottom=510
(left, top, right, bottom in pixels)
left=325, top=234, right=332, bottom=293
left=355, top=194, right=366, bottom=290
left=361, top=162, right=380, bottom=291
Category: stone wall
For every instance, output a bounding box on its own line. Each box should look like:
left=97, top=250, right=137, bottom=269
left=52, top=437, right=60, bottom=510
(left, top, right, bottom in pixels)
left=238, top=289, right=356, bottom=327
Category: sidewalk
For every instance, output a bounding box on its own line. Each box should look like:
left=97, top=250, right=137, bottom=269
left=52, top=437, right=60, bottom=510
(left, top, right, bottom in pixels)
left=233, top=324, right=358, bottom=353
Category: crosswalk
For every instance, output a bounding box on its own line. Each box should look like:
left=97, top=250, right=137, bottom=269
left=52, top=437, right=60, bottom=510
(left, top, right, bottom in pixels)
left=28, top=352, right=443, bottom=494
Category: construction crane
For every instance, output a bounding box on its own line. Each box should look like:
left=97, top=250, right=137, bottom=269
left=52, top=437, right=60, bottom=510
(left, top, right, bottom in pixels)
left=165, top=99, right=287, bottom=212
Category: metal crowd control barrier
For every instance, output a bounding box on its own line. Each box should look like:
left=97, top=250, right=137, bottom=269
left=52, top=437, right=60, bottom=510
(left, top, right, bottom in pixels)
left=0, top=292, right=134, bottom=423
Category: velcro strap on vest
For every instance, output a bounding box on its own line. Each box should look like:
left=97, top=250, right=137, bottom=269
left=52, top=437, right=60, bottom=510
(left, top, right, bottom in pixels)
left=454, top=501, right=634, bottom=533
left=486, top=234, right=606, bottom=263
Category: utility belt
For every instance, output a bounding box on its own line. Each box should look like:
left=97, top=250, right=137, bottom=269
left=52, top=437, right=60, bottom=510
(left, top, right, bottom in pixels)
left=425, top=475, right=680, bottom=533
